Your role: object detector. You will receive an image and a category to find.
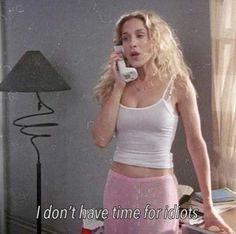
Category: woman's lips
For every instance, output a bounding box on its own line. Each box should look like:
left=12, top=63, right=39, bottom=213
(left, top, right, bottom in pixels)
left=130, top=52, right=140, bottom=59
left=130, top=52, right=140, bottom=56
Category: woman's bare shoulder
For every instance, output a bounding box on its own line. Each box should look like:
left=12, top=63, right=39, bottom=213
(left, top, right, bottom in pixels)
left=174, top=76, right=196, bottom=104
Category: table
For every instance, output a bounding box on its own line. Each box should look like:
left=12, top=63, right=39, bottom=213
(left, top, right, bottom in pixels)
left=220, top=207, right=236, bottom=231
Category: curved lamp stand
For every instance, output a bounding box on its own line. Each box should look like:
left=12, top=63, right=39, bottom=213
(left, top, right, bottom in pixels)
left=13, top=92, right=58, bottom=234
left=0, top=50, right=71, bottom=234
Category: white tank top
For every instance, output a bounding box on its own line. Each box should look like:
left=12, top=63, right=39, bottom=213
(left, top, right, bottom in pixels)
left=113, top=78, right=178, bottom=168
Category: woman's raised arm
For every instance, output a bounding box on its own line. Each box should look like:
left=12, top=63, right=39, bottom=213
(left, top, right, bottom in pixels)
left=91, top=50, right=126, bottom=148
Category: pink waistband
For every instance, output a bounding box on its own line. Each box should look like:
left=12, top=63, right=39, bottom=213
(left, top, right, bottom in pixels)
left=108, top=169, right=176, bottom=183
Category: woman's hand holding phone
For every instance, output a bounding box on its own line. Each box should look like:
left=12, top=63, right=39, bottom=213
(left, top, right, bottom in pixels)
left=109, top=49, right=127, bottom=91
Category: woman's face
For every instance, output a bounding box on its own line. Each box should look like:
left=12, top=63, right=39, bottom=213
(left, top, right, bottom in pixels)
left=121, top=17, right=153, bottom=68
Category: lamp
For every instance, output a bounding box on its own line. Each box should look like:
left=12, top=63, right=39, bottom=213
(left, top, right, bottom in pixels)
left=0, top=51, right=71, bottom=233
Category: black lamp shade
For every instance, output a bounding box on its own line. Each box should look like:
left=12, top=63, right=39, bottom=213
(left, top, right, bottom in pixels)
left=0, top=51, right=71, bottom=92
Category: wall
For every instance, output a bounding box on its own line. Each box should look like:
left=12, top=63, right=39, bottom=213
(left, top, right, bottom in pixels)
left=0, top=1, right=6, bottom=233
left=1, top=0, right=211, bottom=233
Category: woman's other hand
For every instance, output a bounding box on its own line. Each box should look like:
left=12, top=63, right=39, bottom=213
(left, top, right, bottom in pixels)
left=204, top=207, right=235, bottom=234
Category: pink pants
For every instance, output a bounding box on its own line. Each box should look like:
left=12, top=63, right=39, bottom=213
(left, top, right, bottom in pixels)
left=103, top=169, right=179, bottom=234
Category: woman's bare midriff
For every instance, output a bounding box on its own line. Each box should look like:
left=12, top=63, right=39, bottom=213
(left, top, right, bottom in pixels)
left=111, top=161, right=174, bottom=178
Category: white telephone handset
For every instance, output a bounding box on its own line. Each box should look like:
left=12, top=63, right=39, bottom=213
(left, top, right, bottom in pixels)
left=114, top=46, right=138, bottom=82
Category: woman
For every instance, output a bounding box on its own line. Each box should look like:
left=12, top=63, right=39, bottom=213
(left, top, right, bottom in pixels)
left=91, top=10, right=233, bottom=234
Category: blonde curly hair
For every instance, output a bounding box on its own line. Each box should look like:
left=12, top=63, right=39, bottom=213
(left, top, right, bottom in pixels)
left=94, top=10, right=192, bottom=104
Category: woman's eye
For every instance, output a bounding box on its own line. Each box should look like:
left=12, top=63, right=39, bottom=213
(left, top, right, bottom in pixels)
left=137, top=34, right=144, bottom=38
left=122, top=37, right=128, bottom=42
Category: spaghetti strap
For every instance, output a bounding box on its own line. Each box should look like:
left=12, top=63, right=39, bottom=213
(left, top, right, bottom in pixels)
left=162, top=77, right=175, bottom=101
